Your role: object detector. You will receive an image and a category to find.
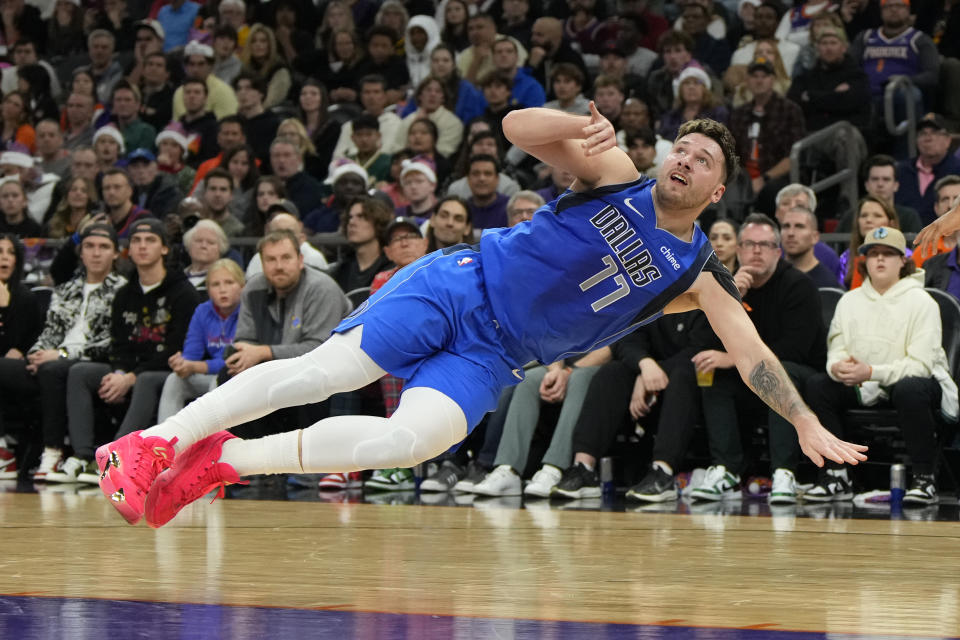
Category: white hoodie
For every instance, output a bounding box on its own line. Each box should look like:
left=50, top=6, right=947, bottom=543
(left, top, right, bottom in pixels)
left=406, top=15, right=441, bottom=88
left=827, top=270, right=959, bottom=421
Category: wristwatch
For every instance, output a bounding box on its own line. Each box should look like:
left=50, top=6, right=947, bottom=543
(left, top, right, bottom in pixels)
left=58, top=348, right=69, bottom=359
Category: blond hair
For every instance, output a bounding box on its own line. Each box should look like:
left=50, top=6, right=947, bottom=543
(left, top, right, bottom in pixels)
left=207, top=258, right=246, bottom=286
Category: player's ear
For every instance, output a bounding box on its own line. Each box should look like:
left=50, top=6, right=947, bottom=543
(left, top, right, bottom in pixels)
left=711, top=184, right=725, bottom=204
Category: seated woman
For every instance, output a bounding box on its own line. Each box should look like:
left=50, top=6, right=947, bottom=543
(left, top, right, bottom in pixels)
left=837, top=196, right=907, bottom=290
left=158, top=259, right=244, bottom=422
left=394, top=77, right=464, bottom=159
left=0, top=232, right=41, bottom=477
left=657, top=67, right=729, bottom=142
left=44, top=176, right=99, bottom=239
left=805, top=227, right=959, bottom=506
left=240, top=24, right=293, bottom=109
left=182, top=219, right=230, bottom=299
left=0, top=177, right=42, bottom=237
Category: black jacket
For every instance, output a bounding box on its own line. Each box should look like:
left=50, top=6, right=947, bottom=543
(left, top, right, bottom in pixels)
left=743, top=259, right=826, bottom=369
left=924, top=250, right=955, bottom=292
left=181, top=112, right=220, bottom=167
left=0, top=283, right=41, bottom=354
left=241, top=110, right=281, bottom=167
left=135, top=173, right=183, bottom=219
left=109, top=268, right=200, bottom=374
left=787, top=53, right=872, bottom=131
left=610, top=310, right=717, bottom=375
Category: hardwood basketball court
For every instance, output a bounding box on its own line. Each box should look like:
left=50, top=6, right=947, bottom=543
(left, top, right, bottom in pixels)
left=1, top=486, right=958, bottom=639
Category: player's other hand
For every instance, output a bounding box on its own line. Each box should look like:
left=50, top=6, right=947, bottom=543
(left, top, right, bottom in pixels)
left=581, top=101, right=616, bottom=157
left=795, top=417, right=868, bottom=467
left=915, top=205, right=960, bottom=259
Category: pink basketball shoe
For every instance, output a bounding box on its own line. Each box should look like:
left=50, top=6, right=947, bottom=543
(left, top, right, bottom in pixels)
left=97, top=431, right=178, bottom=525
left=144, top=431, right=244, bottom=528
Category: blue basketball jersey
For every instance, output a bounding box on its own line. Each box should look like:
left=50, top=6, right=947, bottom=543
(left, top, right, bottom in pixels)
left=480, top=177, right=714, bottom=364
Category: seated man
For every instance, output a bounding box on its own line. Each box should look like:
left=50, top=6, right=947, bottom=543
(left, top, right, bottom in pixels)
left=425, top=195, right=473, bottom=252
left=465, top=154, right=510, bottom=230
left=469, top=349, right=606, bottom=497
left=551, top=311, right=716, bottom=501
left=0, top=224, right=125, bottom=481
left=199, top=168, right=245, bottom=238
left=329, top=197, right=395, bottom=307
left=245, top=204, right=329, bottom=278
left=393, top=155, right=438, bottom=222
left=806, top=227, right=958, bottom=506
left=692, top=214, right=825, bottom=505
left=223, top=229, right=351, bottom=440
left=60, top=219, right=199, bottom=482
left=780, top=206, right=841, bottom=288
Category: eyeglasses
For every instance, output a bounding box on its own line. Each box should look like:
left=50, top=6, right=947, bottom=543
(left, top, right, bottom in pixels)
left=738, top=240, right=779, bottom=251
left=509, top=207, right=537, bottom=217
left=390, top=233, right=421, bottom=244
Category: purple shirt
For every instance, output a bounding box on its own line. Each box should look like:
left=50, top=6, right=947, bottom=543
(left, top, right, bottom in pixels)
left=946, top=250, right=960, bottom=302
left=468, top=193, right=510, bottom=230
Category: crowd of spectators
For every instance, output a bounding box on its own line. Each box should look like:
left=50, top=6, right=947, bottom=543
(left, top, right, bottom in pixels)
left=0, top=0, right=959, bottom=510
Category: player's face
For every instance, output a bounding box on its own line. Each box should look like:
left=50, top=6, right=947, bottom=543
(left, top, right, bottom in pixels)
left=656, top=133, right=725, bottom=210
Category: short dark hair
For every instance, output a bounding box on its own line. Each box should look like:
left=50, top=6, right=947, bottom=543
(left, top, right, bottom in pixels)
left=658, top=30, right=694, bottom=54
left=468, top=12, right=496, bottom=25
left=111, top=79, right=140, bottom=103
left=479, top=70, right=513, bottom=90
left=468, top=153, right=500, bottom=174
left=204, top=167, right=233, bottom=188
left=353, top=113, right=380, bottom=132
left=359, top=74, right=387, bottom=91
left=676, top=118, right=739, bottom=185
left=213, top=24, right=238, bottom=43
left=144, top=51, right=168, bottom=67
left=218, top=114, right=244, bottom=130
left=182, top=77, right=208, bottom=95
left=102, top=167, right=133, bottom=190
left=550, top=62, right=584, bottom=87
left=366, top=25, right=398, bottom=44
left=12, top=38, right=36, bottom=52
left=758, top=2, right=783, bottom=19
left=233, top=71, right=266, bottom=97
left=863, top=154, right=898, bottom=182
left=627, top=126, right=656, bottom=148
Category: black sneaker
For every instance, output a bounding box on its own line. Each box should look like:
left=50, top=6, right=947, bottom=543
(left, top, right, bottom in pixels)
left=903, top=473, right=938, bottom=505
left=453, top=460, right=488, bottom=493
left=626, top=465, right=678, bottom=503
left=420, top=460, right=464, bottom=492
left=550, top=462, right=600, bottom=499
left=804, top=470, right=853, bottom=502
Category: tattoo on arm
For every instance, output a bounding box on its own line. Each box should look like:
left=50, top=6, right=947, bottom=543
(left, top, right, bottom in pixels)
left=748, top=360, right=806, bottom=422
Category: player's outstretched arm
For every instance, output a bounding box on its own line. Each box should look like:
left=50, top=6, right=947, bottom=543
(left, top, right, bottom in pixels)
left=502, top=102, right=638, bottom=189
left=915, top=200, right=960, bottom=258
left=690, top=272, right=869, bottom=467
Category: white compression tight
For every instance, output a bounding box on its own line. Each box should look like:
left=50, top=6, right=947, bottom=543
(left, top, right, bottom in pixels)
left=142, top=327, right=468, bottom=476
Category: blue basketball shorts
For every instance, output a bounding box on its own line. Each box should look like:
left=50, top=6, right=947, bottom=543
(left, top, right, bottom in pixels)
left=332, top=245, right=526, bottom=430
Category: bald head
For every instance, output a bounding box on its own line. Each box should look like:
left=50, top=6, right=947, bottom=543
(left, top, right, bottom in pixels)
left=266, top=212, right=305, bottom=242
left=532, top=17, right=563, bottom=51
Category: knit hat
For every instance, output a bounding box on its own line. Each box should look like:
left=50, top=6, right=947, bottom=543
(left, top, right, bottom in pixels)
left=93, top=125, right=125, bottom=153
left=859, top=226, right=906, bottom=256
left=0, top=151, right=33, bottom=168
left=672, top=66, right=711, bottom=98
left=156, top=123, right=189, bottom=159
left=325, top=159, right=369, bottom=186
left=399, top=155, right=437, bottom=184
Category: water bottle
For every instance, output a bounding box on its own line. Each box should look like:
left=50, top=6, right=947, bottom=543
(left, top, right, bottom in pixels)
left=413, top=463, right=425, bottom=490
left=890, top=463, right=906, bottom=508
left=600, top=457, right=614, bottom=498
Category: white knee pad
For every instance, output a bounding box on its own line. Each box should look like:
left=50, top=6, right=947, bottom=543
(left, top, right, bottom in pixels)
left=352, top=426, right=419, bottom=469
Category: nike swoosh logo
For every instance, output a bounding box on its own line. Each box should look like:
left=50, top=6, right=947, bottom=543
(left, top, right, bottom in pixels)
left=623, top=198, right=644, bottom=218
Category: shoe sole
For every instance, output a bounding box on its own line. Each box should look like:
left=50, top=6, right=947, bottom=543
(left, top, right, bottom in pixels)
left=99, top=470, right=142, bottom=525
left=626, top=489, right=678, bottom=503
left=903, top=496, right=939, bottom=505
left=420, top=481, right=455, bottom=492
left=551, top=487, right=601, bottom=499
left=523, top=485, right=555, bottom=498
left=690, top=489, right=741, bottom=502
left=364, top=483, right=416, bottom=491
left=471, top=486, right=521, bottom=496
left=769, top=494, right=797, bottom=505
left=803, top=491, right=853, bottom=503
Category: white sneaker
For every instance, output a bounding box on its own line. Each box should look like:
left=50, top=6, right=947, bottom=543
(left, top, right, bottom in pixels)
left=45, top=456, right=88, bottom=483
left=32, top=447, right=63, bottom=481
left=690, top=465, right=741, bottom=501
left=471, top=465, right=521, bottom=496
left=769, top=468, right=798, bottom=504
left=523, top=465, right=562, bottom=498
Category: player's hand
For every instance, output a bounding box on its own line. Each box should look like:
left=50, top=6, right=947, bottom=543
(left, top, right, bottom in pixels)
left=581, top=101, right=616, bottom=157
left=795, top=416, right=868, bottom=467
left=629, top=374, right=650, bottom=419
left=915, top=203, right=960, bottom=258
